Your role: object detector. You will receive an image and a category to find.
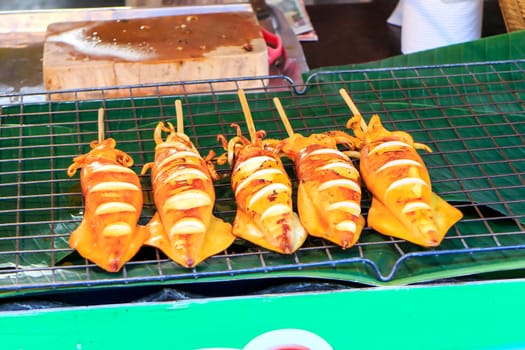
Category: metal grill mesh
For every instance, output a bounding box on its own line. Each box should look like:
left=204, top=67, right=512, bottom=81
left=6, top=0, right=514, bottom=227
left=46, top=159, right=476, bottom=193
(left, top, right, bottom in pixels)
left=1, top=60, right=524, bottom=294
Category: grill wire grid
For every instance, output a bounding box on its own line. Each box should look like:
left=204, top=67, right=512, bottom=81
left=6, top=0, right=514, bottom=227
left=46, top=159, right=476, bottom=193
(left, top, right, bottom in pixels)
left=0, top=60, right=524, bottom=293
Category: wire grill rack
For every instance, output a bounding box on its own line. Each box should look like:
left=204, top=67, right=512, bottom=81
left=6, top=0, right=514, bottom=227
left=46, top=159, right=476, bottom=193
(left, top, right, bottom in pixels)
left=1, top=59, right=524, bottom=295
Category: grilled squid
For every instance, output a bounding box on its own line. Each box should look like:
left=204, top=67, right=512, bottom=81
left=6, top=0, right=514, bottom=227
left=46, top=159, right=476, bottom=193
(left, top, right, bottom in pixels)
left=141, top=122, right=234, bottom=268
left=67, top=138, right=147, bottom=272
left=347, top=114, right=463, bottom=247
left=217, top=123, right=307, bottom=254
left=279, top=132, right=365, bottom=249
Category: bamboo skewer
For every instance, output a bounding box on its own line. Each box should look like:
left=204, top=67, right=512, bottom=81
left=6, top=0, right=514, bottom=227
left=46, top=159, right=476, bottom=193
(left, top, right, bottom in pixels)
left=237, top=89, right=257, bottom=142
left=339, top=88, right=367, bottom=132
left=273, top=97, right=295, bottom=137
left=97, top=108, right=105, bottom=143
left=175, top=99, right=184, bottom=134
left=339, top=88, right=361, bottom=117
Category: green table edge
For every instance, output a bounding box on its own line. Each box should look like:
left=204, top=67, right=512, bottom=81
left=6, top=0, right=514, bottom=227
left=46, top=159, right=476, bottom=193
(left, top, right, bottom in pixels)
left=1, top=278, right=525, bottom=349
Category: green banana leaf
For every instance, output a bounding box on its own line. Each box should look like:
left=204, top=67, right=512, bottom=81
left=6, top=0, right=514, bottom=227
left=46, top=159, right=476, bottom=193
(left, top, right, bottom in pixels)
left=310, top=30, right=525, bottom=72
left=0, top=32, right=524, bottom=296
left=0, top=124, right=77, bottom=268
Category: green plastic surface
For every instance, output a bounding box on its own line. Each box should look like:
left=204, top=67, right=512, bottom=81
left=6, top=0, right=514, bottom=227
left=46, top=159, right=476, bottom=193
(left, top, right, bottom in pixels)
left=1, top=278, right=525, bottom=349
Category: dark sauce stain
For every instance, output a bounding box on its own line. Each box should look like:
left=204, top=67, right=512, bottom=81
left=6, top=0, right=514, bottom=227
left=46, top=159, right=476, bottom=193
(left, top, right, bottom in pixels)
left=47, top=13, right=262, bottom=62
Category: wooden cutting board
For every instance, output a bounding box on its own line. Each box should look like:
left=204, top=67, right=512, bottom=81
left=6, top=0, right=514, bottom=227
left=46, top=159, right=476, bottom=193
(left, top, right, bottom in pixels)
left=43, top=11, right=268, bottom=100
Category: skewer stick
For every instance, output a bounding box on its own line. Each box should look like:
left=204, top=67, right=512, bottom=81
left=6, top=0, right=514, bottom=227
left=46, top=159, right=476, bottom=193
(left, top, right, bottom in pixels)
left=97, top=108, right=105, bottom=143
left=175, top=99, right=184, bottom=134
left=339, top=88, right=361, bottom=116
left=339, top=88, right=367, bottom=132
left=273, top=97, right=295, bottom=137
left=237, top=89, right=257, bottom=142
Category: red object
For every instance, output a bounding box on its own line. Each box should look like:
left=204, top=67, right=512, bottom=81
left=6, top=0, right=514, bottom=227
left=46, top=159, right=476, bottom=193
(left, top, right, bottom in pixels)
left=261, top=27, right=284, bottom=65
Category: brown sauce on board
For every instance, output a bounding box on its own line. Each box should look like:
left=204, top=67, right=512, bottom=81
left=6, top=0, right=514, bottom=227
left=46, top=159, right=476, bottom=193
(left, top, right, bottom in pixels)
left=46, top=13, right=262, bottom=62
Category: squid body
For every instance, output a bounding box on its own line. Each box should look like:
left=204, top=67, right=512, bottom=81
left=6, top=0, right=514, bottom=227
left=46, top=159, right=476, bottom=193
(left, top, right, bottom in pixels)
left=67, top=138, right=147, bottom=272
left=142, top=122, right=234, bottom=268
left=347, top=114, right=463, bottom=247
left=218, top=124, right=307, bottom=254
left=280, top=132, right=364, bottom=248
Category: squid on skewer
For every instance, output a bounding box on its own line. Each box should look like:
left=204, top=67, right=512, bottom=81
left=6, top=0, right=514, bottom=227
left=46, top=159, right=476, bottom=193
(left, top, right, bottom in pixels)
left=346, top=112, right=463, bottom=247
left=141, top=105, right=234, bottom=268
left=217, top=124, right=307, bottom=253
left=67, top=110, right=147, bottom=272
left=274, top=98, right=365, bottom=248
left=216, top=90, right=307, bottom=254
